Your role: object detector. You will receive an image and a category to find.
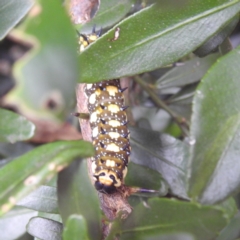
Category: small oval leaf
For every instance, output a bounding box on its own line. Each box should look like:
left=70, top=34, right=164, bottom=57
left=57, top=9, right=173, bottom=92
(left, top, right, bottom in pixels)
left=63, top=214, right=90, bottom=240
left=80, top=0, right=240, bottom=82
left=27, top=216, right=63, bottom=240
left=188, top=45, right=240, bottom=204
left=0, top=108, right=35, bottom=143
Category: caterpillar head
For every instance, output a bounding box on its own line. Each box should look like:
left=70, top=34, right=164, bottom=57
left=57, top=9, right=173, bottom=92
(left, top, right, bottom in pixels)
left=91, top=161, right=128, bottom=194
left=93, top=170, right=121, bottom=194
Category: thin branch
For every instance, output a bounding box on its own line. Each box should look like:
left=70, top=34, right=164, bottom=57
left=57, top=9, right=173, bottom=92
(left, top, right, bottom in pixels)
left=134, top=75, right=190, bottom=137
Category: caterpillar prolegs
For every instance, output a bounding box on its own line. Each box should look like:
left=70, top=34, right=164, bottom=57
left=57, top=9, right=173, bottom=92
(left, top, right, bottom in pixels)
left=79, top=29, right=130, bottom=194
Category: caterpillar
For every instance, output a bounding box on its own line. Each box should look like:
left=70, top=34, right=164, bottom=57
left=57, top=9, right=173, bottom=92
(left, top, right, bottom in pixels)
left=79, top=28, right=130, bottom=194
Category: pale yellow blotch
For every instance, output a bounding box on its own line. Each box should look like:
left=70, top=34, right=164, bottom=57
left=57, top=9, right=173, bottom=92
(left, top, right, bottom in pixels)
left=106, top=143, right=120, bottom=152
left=107, top=104, right=120, bottom=113
left=92, top=126, right=99, bottom=138
left=89, top=35, right=98, bottom=42
left=80, top=44, right=85, bottom=52
left=89, top=93, right=96, bottom=104
left=99, top=176, right=113, bottom=186
left=9, top=197, right=16, bottom=204
left=95, top=88, right=102, bottom=96
left=106, top=86, right=118, bottom=96
left=92, top=161, right=97, bottom=174
left=106, top=160, right=115, bottom=167
left=108, top=132, right=120, bottom=139
left=1, top=204, right=11, bottom=213
left=122, top=166, right=128, bottom=178
left=114, top=175, right=121, bottom=187
left=86, top=84, right=93, bottom=89
left=48, top=163, right=56, bottom=171
left=24, top=175, right=38, bottom=185
left=108, top=120, right=121, bottom=127
left=90, top=112, right=98, bottom=123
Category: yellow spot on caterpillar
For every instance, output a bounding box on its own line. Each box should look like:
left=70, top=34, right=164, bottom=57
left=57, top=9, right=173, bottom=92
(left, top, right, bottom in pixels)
left=89, top=93, right=96, bottom=104
left=108, top=120, right=121, bottom=127
left=107, top=104, right=120, bottom=113
left=108, top=132, right=120, bottom=138
left=92, top=161, right=97, bottom=174
left=89, top=34, right=98, bottom=42
left=106, top=160, right=116, bottom=167
left=99, top=176, right=113, bottom=186
left=106, top=143, right=120, bottom=152
left=106, top=86, right=118, bottom=96
left=92, top=127, right=99, bottom=138
left=90, top=112, right=98, bottom=123
left=122, top=166, right=128, bottom=178
left=86, top=84, right=93, bottom=89
left=95, top=88, right=102, bottom=96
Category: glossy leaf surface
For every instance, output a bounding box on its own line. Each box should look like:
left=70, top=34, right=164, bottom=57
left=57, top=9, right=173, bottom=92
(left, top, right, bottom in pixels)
left=81, top=0, right=135, bottom=32
left=63, top=214, right=90, bottom=240
left=58, top=160, right=101, bottom=240
left=119, top=198, right=236, bottom=240
left=79, top=0, right=240, bottom=82
left=0, top=108, right=35, bottom=143
left=129, top=126, right=189, bottom=198
left=188, top=45, right=240, bottom=203
left=0, top=141, right=94, bottom=216
left=27, top=216, right=63, bottom=240
left=17, top=185, right=58, bottom=213
left=5, top=0, right=78, bottom=120
left=0, top=207, right=37, bottom=239
left=0, top=0, right=33, bottom=40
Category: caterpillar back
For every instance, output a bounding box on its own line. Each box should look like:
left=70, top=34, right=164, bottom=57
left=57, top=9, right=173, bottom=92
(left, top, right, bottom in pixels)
left=79, top=28, right=130, bottom=194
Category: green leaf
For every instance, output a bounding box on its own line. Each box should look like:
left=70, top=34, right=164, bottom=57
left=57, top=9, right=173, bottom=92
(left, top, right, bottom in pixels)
left=188, top=45, right=240, bottom=204
left=217, top=212, right=240, bottom=240
left=125, top=162, right=165, bottom=192
left=0, top=140, right=94, bottom=216
left=58, top=160, right=101, bottom=240
left=156, top=54, right=219, bottom=89
left=5, top=0, right=78, bottom=120
left=79, top=0, right=240, bottom=82
left=0, top=0, right=33, bottom=40
left=63, top=215, right=90, bottom=240
left=0, top=207, right=37, bottom=239
left=129, top=126, right=188, bottom=198
left=81, top=0, right=135, bottom=32
left=17, top=185, right=58, bottom=213
left=118, top=198, right=235, bottom=240
left=27, top=216, right=63, bottom=240
left=0, top=108, right=35, bottom=143
left=193, top=16, right=238, bottom=57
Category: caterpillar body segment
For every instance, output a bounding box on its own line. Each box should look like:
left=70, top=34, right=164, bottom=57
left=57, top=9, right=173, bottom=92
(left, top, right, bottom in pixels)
left=79, top=29, right=130, bottom=194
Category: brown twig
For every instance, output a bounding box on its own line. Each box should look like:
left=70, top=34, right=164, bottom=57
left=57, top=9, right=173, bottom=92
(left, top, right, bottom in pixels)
left=76, top=84, right=132, bottom=237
